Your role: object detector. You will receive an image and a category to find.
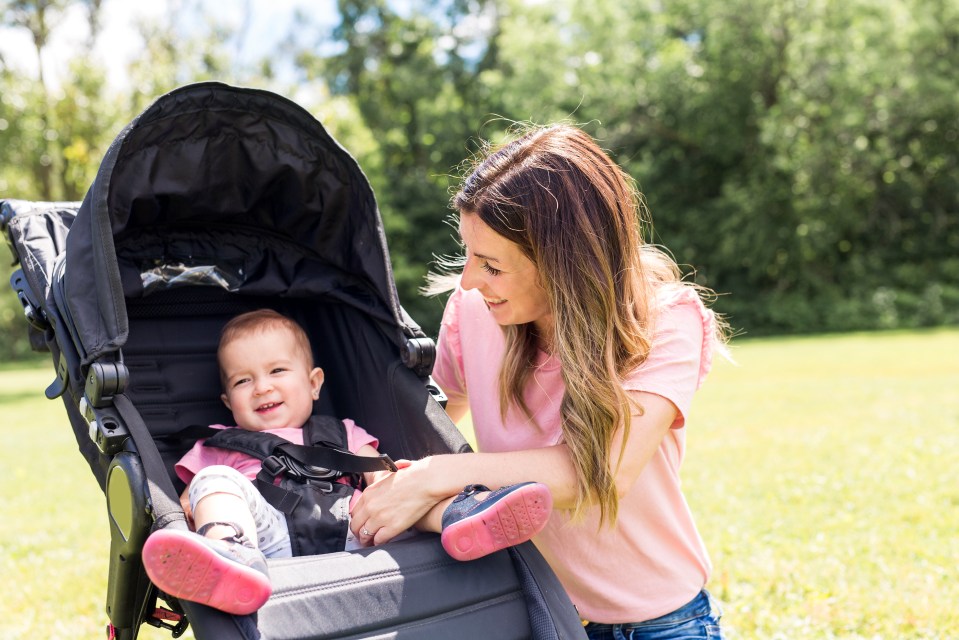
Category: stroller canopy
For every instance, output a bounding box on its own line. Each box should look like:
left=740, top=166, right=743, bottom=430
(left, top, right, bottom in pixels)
left=65, top=82, right=408, bottom=365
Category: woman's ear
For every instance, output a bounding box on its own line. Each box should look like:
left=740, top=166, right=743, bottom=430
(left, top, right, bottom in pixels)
left=310, top=367, right=325, bottom=400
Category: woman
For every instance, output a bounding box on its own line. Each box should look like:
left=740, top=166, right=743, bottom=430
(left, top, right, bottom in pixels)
left=351, top=124, right=728, bottom=639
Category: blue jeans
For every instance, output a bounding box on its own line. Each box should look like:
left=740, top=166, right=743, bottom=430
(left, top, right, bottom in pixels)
left=583, top=589, right=724, bottom=640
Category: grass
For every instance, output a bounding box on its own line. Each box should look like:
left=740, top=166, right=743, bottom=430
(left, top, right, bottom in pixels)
left=0, top=363, right=181, bottom=640
left=1, top=328, right=957, bottom=639
left=685, top=328, right=959, bottom=639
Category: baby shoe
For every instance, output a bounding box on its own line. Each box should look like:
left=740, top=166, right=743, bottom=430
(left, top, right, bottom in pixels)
left=440, top=482, right=552, bottom=561
left=142, top=522, right=271, bottom=615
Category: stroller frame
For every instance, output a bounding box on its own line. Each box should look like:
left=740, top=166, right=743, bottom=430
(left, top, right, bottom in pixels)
left=2, top=83, right=586, bottom=639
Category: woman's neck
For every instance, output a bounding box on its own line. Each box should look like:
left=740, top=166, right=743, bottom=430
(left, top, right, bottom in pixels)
left=532, top=317, right=556, bottom=355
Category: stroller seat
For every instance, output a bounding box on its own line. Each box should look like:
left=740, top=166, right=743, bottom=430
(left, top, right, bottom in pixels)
left=1, top=83, right=586, bottom=640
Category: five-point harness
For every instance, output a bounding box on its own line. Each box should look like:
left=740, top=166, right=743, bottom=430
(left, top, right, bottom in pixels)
left=194, top=415, right=397, bottom=556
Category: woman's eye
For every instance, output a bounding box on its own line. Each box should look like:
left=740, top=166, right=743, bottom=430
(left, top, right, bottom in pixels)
left=481, top=262, right=502, bottom=276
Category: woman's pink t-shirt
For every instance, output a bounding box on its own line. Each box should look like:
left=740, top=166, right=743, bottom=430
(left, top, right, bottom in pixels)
left=432, top=285, right=718, bottom=623
left=175, top=419, right=379, bottom=509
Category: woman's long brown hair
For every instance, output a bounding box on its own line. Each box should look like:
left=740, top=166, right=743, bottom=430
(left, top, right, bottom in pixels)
left=448, top=124, right=718, bottom=524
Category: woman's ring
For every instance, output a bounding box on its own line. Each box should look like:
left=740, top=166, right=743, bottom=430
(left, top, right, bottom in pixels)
left=361, top=528, right=371, bottom=536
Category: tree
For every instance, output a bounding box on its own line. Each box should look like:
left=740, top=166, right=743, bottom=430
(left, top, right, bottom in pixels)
left=1, top=0, right=115, bottom=359
left=485, top=0, right=959, bottom=333
left=3, top=0, right=958, bottom=360
left=293, top=0, right=506, bottom=330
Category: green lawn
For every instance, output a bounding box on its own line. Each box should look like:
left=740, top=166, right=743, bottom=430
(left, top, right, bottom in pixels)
left=685, top=328, right=959, bottom=639
left=0, top=362, right=185, bottom=640
left=1, top=328, right=957, bottom=639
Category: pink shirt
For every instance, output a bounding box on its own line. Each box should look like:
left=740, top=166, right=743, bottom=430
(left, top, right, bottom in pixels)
left=176, top=419, right=379, bottom=509
left=433, top=285, right=718, bottom=623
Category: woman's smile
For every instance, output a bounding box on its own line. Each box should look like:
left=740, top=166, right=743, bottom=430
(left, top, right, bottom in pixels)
left=458, top=213, right=553, bottom=335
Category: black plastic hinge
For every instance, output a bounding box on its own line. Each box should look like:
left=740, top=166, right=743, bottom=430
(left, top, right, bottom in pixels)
left=401, top=337, right=436, bottom=377
left=10, top=269, right=47, bottom=330
left=82, top=397, right=130, bottom=456
left=85, top=361, right=130, bottom=408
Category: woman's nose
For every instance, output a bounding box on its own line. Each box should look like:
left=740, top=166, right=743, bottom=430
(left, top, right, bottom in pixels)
left=460, top=256, right=480, bottom=291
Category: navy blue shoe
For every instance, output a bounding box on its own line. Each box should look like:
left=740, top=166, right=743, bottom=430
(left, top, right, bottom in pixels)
left=440, top=482, right=552, bottom=561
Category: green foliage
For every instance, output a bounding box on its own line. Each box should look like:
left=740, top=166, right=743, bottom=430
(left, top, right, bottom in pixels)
left=473, top=0, right=959, bottom=336
left=1, top=0, right=957, bottom=358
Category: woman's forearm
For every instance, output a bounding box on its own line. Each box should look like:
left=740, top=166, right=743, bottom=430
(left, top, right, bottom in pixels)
left=428, top=392, right=677, bottom=515
left=414, top=445, right=581, bottom=510
left=353, top=443, right=580, bottom=542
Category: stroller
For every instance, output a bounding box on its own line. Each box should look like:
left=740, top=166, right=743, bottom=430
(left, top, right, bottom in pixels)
left=1, top=82, right=587, bottom=640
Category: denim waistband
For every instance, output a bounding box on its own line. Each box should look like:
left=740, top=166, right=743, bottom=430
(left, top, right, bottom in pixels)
left=583, top=589, right=714, bottom=629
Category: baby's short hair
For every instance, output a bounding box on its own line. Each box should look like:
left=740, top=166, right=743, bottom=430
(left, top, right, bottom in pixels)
left=217, top=309, right=315, bottom=385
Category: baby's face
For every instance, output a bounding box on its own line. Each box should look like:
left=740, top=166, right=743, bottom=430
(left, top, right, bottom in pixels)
left=219, top=327, right=323, bottom=432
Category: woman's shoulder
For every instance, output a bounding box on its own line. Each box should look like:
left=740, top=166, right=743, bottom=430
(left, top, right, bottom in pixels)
left=647, top=283, right=724, bottom=384
left=652, top=284, right=715, bottom=332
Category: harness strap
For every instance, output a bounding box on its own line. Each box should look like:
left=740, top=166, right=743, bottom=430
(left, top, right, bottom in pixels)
left=113, top=394, right=187, bottom=531
left=196, top=417, right=398, bottom=478
left=273, top=441, right=397, bottom=475
left=254, top=476, right=305, bottom=515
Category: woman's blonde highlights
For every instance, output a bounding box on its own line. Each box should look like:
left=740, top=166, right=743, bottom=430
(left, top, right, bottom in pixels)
left=448, top=124, right=715, bottom=524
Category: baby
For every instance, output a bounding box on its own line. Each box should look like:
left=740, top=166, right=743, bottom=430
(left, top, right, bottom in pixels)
left=142, top=309, right=552, bottom=615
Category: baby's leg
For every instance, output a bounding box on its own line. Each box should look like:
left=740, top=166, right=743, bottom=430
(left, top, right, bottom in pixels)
left=415, top=496, right=456, bottom=534
left=142, top=465, right=278, bottom=614
left=189, top=465, right=292, bottom=557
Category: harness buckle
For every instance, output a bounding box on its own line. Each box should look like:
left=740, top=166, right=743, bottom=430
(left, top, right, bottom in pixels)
left=286, top=457, right=341, bottom=481
left=261, top=455, right=289, bottom=479
left=263, top=454, right=343, bottom=483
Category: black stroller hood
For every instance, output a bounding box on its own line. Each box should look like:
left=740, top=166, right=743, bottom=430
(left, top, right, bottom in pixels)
left=66, top=82, right=408, bottom=365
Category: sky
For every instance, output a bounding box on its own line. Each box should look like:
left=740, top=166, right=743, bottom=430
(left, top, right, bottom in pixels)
left=0, top=0, right=338, bottom=91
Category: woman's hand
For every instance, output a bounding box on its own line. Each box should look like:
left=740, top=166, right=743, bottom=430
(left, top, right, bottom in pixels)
left=350, top=458, right=443, bottom=546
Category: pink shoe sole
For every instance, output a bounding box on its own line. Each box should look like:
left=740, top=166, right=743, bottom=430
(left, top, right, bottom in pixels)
left=441, top=483, right=553, bottom=561
left=142, top=529, right=272, bottom=615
